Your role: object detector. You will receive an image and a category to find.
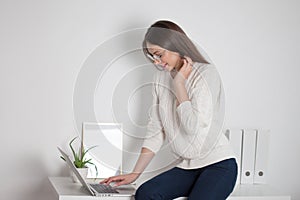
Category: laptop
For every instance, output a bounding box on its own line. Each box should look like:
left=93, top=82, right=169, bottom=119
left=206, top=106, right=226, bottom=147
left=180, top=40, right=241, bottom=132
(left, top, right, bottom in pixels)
left=58, top=147, right=135, bottom=197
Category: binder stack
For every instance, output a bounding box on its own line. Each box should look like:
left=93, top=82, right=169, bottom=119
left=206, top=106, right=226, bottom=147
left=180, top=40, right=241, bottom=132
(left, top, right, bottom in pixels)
left=225, top=128, right=270, bottom=185
left=240, top=129, right=257, bottom=184
left=254, top=129, right=270, bottom=184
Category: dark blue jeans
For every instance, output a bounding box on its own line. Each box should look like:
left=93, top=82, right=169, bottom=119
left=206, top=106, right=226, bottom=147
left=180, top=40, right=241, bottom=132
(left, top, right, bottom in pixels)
left=135, top=158, right=237, bottom=200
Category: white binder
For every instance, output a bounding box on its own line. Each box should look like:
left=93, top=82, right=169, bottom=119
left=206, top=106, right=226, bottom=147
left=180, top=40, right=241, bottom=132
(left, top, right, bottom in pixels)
left=241, top=129, right=257, bottom=184
left=254, top=129, right=270, bottom=184
left=225, top=129, right=243, bottom=185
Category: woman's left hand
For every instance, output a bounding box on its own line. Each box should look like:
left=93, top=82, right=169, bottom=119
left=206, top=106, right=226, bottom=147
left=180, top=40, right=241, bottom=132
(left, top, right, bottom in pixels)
left=174, top=56, right=193, bottom=85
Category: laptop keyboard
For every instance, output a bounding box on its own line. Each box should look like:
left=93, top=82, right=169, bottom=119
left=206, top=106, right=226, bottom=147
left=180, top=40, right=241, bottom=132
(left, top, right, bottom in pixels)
left=90, top=184, right=119, bottom=193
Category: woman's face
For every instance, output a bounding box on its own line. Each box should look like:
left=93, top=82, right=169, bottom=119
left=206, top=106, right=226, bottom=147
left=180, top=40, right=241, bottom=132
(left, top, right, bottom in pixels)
left=146, top=42, right=183, bottom=72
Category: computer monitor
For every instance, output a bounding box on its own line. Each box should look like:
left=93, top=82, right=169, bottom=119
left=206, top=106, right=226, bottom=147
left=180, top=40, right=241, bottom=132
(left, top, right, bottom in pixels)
left=83, top=122, right=123, bottom=178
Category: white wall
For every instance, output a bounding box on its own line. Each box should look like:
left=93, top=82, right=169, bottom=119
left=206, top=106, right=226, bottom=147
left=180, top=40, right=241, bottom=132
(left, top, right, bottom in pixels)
left=0, top=0, right=299, bottom=199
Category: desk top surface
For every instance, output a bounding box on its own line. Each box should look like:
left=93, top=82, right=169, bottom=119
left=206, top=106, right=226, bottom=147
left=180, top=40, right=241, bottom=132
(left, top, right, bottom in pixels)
left=49, top=177, right=290, bottom=200
left=49, top=177, right=135, bottom=200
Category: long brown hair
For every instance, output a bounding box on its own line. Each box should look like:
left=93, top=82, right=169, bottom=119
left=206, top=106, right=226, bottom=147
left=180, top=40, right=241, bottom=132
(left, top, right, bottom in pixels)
left=143, top=20, right=210, bottom=64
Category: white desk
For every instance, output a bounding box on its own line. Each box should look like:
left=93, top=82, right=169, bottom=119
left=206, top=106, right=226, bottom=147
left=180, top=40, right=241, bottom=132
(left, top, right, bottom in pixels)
left=227, top=184, right=291, bottom=200
left=49, top=177, right=134, bottom=200
left=49, top=177, right=291, bottom=200
left=175, top=185, right=291, bottom=200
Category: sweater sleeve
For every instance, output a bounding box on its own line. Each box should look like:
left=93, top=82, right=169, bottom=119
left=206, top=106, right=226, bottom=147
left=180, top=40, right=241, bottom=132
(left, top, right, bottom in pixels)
left=142, top=77, right=165, bottom=154
left=176, top=67, right=220, bottom=136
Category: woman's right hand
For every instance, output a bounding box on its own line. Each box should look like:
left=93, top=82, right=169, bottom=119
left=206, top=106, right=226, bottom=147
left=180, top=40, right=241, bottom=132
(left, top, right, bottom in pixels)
left=101, top=147, right=154, bottom=187
left=100, top=173, right=140, bottom=187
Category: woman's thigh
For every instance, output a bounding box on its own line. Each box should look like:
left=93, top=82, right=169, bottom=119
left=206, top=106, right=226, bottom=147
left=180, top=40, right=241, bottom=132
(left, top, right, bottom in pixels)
left=189, top=158, right=238, bottom=200
left=135, top=167, right=199, bottom=200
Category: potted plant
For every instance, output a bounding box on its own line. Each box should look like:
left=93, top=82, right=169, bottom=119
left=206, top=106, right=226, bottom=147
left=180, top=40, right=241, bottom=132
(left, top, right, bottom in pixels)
left=60, top=136, right=98, bottom=182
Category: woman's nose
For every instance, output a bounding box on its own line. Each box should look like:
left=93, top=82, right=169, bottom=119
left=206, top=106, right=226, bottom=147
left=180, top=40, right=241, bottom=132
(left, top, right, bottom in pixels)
left=153, top=60, right=160, bottom=65
left=153, top=58, right=162, bottom=65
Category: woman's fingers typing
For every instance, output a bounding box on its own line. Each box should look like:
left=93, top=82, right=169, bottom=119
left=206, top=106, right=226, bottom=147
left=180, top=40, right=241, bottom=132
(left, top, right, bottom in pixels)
left=101, top=176, right=122, bottom=185
left=99, top=173, right=138, bottom=187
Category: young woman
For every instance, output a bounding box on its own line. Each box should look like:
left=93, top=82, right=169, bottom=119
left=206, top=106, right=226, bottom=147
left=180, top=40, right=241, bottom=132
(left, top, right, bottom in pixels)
left=101, top=20, right=237, bottom=200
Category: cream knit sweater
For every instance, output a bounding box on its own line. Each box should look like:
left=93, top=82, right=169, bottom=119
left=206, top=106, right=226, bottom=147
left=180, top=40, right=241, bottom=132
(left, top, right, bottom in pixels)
left=142, top=62, right=236, bottom=169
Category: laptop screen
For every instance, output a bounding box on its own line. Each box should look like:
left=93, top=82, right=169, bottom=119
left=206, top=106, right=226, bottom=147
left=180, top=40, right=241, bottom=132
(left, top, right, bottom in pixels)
left=83, top=122, right=123, bottom=178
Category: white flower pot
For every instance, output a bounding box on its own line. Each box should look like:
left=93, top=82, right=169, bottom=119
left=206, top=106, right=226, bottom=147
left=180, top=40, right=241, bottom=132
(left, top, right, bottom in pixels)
left=70, top=167, right=89, bottom=183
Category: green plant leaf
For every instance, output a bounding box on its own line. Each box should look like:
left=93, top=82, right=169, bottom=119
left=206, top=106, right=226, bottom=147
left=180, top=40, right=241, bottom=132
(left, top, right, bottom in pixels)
left=62, top=136, right=99, bottom=172
left=69, top=137, right=78, bottom=161
left=87, top=161, right=99, bottom=177
left=81, top=145, right=98, bottom=160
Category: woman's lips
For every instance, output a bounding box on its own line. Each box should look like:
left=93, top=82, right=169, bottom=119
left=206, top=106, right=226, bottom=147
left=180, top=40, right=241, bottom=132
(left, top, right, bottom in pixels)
left=157, top=63, right=168, bottom=70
